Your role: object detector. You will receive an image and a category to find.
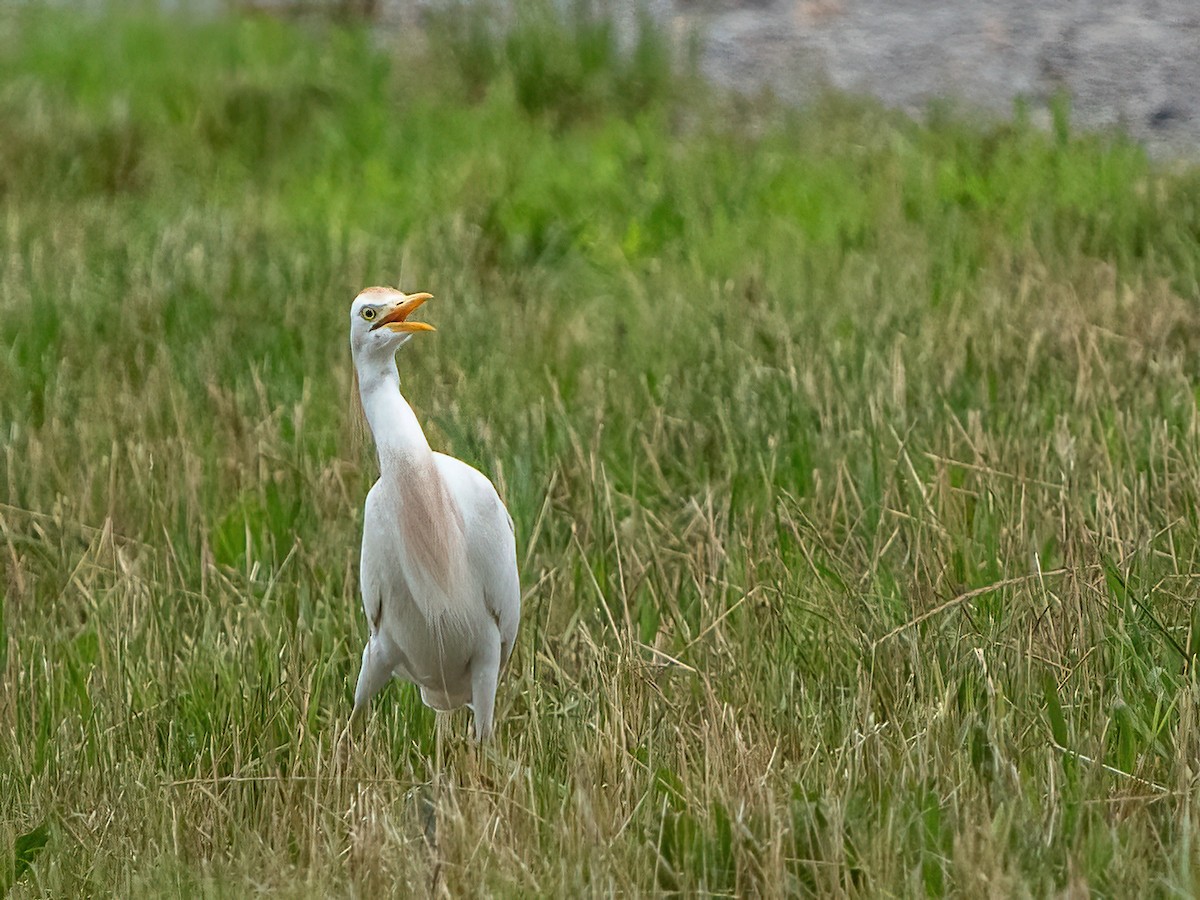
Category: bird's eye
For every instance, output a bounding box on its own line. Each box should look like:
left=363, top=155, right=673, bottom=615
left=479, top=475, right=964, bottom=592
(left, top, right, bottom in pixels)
left=362, top=308, right=377, bottom=322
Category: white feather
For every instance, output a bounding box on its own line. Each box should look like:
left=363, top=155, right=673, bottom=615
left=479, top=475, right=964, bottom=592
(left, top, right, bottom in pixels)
left=348, top=288, right=521, bottom=740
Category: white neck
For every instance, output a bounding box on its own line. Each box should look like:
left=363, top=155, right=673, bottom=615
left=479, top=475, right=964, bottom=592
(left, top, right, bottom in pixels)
left=355, top=353, right=431, bottom=460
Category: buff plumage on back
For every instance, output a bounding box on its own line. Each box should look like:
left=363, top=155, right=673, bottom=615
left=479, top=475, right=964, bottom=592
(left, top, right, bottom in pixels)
left=378, top=448, right=478, bottom=640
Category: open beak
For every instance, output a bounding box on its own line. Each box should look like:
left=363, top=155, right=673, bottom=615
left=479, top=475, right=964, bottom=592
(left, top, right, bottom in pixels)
left=371, top=292, right=435, bottom=333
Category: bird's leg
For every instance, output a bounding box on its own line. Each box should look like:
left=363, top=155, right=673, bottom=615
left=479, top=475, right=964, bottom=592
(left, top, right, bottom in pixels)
left=353, top=635, right=402, bottom=719
left=434, top=712, right=446, bottom=771
left=469, top=629, right=502, bottom=742
left=346, top=704, right=368, bottom=740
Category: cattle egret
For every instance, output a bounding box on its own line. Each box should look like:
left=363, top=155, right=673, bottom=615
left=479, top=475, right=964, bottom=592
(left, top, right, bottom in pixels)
left=348, top=286, right=520, bottom=741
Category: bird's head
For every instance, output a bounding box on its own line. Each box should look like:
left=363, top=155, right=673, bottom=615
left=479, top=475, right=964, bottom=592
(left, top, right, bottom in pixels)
left=349, top=286, right=436, bottom=361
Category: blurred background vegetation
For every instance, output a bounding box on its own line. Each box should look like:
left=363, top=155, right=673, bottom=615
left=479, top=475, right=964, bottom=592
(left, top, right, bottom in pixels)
left=3, top=2, right=1200, bottom=895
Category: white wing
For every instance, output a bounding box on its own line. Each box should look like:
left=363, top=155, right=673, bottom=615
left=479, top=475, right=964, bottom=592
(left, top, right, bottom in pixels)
left=433, top=452, right=521, bottom=667
left=360, top=482, right=424, bottom=653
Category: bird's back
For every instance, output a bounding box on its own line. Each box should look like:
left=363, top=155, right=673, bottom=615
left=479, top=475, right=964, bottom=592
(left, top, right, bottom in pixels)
left=432, top=453, right=521, bottom=663
left=363, top=452, right=478, bottom=634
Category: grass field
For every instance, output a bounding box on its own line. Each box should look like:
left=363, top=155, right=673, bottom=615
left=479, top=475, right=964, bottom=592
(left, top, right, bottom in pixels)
left=4, top=3, right=1200, bottom=895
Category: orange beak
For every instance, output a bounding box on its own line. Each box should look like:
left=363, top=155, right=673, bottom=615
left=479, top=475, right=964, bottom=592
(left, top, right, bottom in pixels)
left=371, top=292, right=435, bottom=333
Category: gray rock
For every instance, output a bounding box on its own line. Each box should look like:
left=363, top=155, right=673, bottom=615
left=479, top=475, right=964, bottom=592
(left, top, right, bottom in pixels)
left=383, top=0, right=1200, bottom=155
left=683, top=0, right=1200, bottom=156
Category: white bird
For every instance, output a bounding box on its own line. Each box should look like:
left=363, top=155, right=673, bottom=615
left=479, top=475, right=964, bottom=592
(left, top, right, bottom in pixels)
left=348, top=286, right=520, bottom=741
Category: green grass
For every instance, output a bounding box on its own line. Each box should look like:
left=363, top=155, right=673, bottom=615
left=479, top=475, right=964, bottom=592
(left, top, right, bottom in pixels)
left=4, top=2, right=1200, bottom=895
